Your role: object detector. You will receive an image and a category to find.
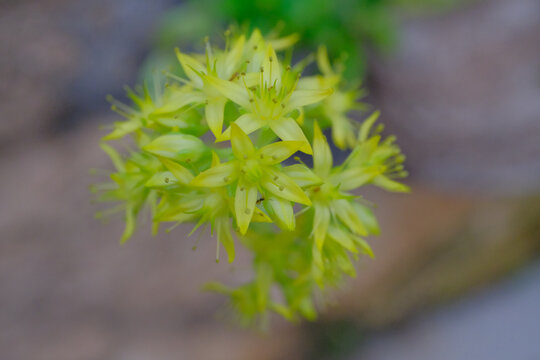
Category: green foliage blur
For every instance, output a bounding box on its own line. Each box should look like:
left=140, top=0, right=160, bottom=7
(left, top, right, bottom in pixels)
left=141, top=0, right=462, bottom=84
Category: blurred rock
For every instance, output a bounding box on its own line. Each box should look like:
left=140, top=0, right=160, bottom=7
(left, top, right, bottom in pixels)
left=371, top=0, right=540, bottom=194
left=0, top=0, right=172, bottom=147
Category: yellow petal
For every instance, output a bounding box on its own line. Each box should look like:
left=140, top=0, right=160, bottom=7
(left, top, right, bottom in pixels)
left=205, top=97, right=227, bottom=138
left=270, top=117, right=312, bottom=154
left=268, top=33, right=300, bottom=50
left=234, top=181, right=258, bottom=234
left=252, top=207, right=272, bottom=223
left=175, top=49, right=205, bottom=88
left=191, top=162, right=238, bottom=187
left=312, top=205, right=330, bottom=251
left=316, top=46, right=334, bottom=76
left=285, top=88, right=333, bottom=112
left=203, top=74, right=250, bottom=108
left=216, top=217, right=235, bottom=263
left=222, top=35, right=245, bottom=79
left=263, top=197, right=295, bottom=231
left=218, top=113, right=265, bottom=142
left=282, top=164, right=322, bottom=187
left=100, top=143, right=125, bottom=172
left=262, top=168, right=311, bottom=206
left=230, top=123, right=255, bottom=159
left=333, top=200, right=367, bottom=236
left=258, top=141, right=303, bottom=165
left=313, top=122, right=332, bottom=177
left=160, top=158, right=194, bottom=184
left=358, top=110, right=380, bottom=142
left=262, top=44, right=281, bottom=89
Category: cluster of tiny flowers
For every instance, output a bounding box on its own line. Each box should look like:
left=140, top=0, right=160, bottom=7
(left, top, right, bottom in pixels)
left=93, top=28, right=408, bottom=326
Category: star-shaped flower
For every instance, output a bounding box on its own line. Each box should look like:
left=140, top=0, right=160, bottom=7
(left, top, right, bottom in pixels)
left=191, top=123, right=311, bottom=234
left=202, top=44, right=333, bottom=154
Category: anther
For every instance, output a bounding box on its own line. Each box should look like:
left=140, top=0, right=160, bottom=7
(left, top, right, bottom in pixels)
left=246, top=60, right=251, bottom=64
left=281, top=103, right=285, bottom=108
left=273, top=175, right=279, bottom=180
left=164, top=177, right=170, bottom=183
left=260, top=154, right=264, bottom=159
left=260, top=66, right=264, bottom=72
left=286, top=65, right=291, bottom=71
left=279, top=185, right=284, bottom=191
left=272, top=98, right=277, bottom=104
left=240, top=186, right=245, bottom=191
left=249, top=98, right=254, bottom=103
left=223, top=176, right=229, bottom=182
left=241, top=72, right=246, bottom=76
left=245, top=208, right=251, bottom=214
left=253, top=45, right=258, bottom=50
left=269, top=57, right=273, bottom=62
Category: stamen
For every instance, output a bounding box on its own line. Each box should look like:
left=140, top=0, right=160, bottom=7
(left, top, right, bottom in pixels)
left=164, top=177, right=170, bottom=183
left=245, top=208, right=251, bottom=214
left=279, top=185, right=284, bottom=191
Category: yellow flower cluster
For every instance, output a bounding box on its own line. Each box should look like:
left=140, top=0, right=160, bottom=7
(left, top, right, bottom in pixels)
left=94, top=28, right=408, bottom=325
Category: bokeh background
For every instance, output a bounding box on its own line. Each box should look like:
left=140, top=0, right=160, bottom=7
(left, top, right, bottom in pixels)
left=1, top=0, right=540, bottom=359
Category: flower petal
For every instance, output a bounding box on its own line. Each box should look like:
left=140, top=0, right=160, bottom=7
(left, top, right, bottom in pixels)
left=252, top=207, right=272, bottom=223
left=218, top=113, right=265, bottom=141
left=145, top=171, right=178, bottom=188
left=262, top=44, right=281, bottom=89
left=235, top=180, right=258, bottom=234
left=312, top=122, right=332, bottom=177
left=312, top=205, right=330, bottom=251
left=203, top=74, right=250, bottom=108
left=191, top=162, right=238, bottom=187
left=333, top=199, right=367, bottom=236
left=262, top=168, right=311, bottom=206
left=175, top=49, right=205, bottom=88
left=222, top=35, right=245, bottom=79
left=327, top=225, right=358, bottom=254
left=216, top=217, right=235, bottom=263
left=282, top=164, right=322, bottom=187
left=230, top=123, right=255, bottom=159
left=263, top=197, right=295, bottom=231
left=268, top=33, right=300, bottom=50
left=160, top=158, right=194, bottom=184
left=285, top=88, right=333, bottom=112
left=205, top=97, right=227, bottom=138
left=103, top=120, right=141, bottom=140
left=258, top=141, right=303, bottom=165
left=336, top=166, right=381, bottom=191
left=358, top=110, right=380, bottom=142
left=270, top=117, right=312, bottom=154
left=143, top=134, right=206, bottom=162
left=100, top=143, right=125, bottom=172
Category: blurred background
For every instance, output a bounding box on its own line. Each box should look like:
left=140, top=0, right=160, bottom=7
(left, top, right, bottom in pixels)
left=1, top=0, right=539, bottom=359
